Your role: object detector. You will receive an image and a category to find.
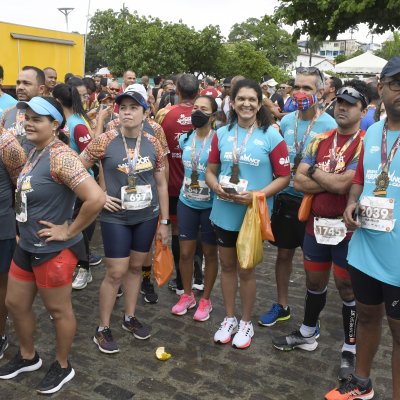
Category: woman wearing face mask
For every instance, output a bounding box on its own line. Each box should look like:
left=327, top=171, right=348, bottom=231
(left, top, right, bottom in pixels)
left=0, top=97, right=105, bottom=394
left=80, top=90, right=169, bottom=354
left=205, top=79, right=291, bottom=349
left=171, top=96, right=218, bottom=321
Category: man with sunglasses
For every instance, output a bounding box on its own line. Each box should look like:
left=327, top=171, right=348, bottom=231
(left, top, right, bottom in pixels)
left=259, top=67, right=336, bottom=328
left=273, top=80, right=369, bottom=384
left=325, top=57, right=400, bottom=400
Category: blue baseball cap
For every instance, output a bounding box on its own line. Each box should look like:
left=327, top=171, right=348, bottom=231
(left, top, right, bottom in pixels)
left=17, top=97, right=64, bottom=124
left=115, top=90, right=148, bottom=110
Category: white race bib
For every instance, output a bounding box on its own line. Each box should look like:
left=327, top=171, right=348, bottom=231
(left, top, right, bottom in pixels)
left=183, top=177, right=210, bottom=202
left=314, top=218, right=347, bottom=245
left=15, top=191, right=28, bottom=223
left=218, top=175, right=248, bottom=202
left=121, top=185, right=152, bottom=210
left=359, top=196, right=395, bottom=232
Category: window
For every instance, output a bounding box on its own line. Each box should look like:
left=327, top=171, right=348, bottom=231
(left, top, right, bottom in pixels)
left=334, top=42, right=339, bottom=47
left=320, top=51, right=326, bottom=56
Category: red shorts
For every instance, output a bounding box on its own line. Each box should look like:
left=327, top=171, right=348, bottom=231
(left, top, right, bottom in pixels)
left=9, top=248, right=77, bottom=289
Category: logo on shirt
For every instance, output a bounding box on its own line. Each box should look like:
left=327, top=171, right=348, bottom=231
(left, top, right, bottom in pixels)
left=223, top=151, right=260, bottom=167
left=366, top=168, right=400, bottom=188
left=177, top=114, right=192, bottom=126
left=369, top=145, right=380, bottom=154
left=279, top=156, right=290, bottom=166
left=79, top=134, right=91, bottom=143
left=118, top=153, right=153, bottom=174
left=253, top=139, right=264, bottom=146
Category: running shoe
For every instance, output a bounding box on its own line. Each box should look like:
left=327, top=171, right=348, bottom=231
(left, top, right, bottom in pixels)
left=93, top=327, right=119, bottom=354
left=272, top=329, right=318, bottom=351
left=122, top=316, right=151, bottom=340
left=193, top=298, right=212, bottom=321
left=214, top=317, right=238, bottom=344
left=89, top=254, right=103, bottom=266
left=192, top=279, right=204, bottom=291
left=325, top=375, right=374, bottom=400
left=232, top=320, right=254, bottom=349
left=315, top=319, right=321, bottom=339
left=338, top=351, right=356, bottom=381
left=37, top=360, right=75, bottom=394
left=171, top=293, right=196, bottom=316
left=0, top=336, right=8, bottom=359
left=258, top=304, right=291, bottom=327
left=72, top=268, right=93, bottom=290
left=0, top=351, right=42, bottom=379
left=140, top=279, right=159, bottom=304
left=116, top=287, right=123, bottom=298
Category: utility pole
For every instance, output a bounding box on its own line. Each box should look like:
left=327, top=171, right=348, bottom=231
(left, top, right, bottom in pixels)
left=58, top=8, right=74, bottom=32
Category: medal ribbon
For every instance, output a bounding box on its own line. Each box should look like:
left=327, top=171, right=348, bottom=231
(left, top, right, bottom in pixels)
left=380, top=121, right=400, bottom=173
left=232, top=122, right=255, bottom=165
left=17, top=139, right=57, bottom=191
left=191, top=129, right=214, bottom=172
left=120, top=126, right=143, bottom=176
left=329, top=129, right=361, bottom=173
left=293, top=108, right=321, bottom=156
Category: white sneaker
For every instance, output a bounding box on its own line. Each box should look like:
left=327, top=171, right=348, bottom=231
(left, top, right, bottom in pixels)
left=214, top=317, right=238, bottom=344
left=232, top=320, right=254, bottom=349
left=72, top=268, right=93, bottom=290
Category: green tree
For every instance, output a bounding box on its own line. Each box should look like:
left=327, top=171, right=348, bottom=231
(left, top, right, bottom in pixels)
left=228, top=16, right=299, bottom=67
left=375, top=32, right=400, bottom=60
left=275, top=0, right=400, bottom=40
left=305, top=36, right=323, bottom=66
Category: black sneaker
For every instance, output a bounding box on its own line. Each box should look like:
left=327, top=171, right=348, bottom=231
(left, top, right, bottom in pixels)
left=0, top=336, right=9, bottom=359
left=122, top=316, right=151, bottom=340
left=93, top=327, right=119, bottom=354
left=0, top=351, right=42, bottom=379
left=272, top=329, right=318, bottom=351
left=37, top=360, right=75, bottom=394
left=116, top=287, right=123, bottom=298
left=325, top=374, right=374, bottom=400
left=338, top=351, right=356, bottom=381
left=140, top=279, right=159, bottom=304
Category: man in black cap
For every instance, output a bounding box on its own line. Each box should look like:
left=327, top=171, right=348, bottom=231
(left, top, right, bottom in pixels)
left=325, top=56, right=400, bottom=400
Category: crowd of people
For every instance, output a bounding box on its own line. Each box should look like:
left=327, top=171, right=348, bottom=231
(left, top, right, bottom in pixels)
left=0, top=57, right=398, bottom=400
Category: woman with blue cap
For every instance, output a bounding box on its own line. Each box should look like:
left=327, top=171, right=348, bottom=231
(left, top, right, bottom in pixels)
left=0, top=96, right=105, bottom=394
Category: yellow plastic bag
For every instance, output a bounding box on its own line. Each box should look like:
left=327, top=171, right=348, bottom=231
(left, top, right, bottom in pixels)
left=236, top=193, right=264, bottom=269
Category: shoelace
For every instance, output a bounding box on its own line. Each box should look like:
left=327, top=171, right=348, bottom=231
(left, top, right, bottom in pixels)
left=101, top=327, right=113, bottom=341
left=220, top=320, right=234, bottom=331
left=337, top=376, right=365, bottom=394
left=239, top=322, right=251, bottom=336
left=43, top=362, right=62, bottom=381
left=270, top=304, right=281, bottom=317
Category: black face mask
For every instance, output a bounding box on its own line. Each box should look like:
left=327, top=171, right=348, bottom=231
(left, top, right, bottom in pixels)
left=191, top=110, right=211, bottom=128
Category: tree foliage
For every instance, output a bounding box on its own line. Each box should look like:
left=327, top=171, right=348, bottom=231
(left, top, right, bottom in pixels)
left=228, top=16, right=299, bottom=67
left=375, top=32, right=400, bottom=60
left=275, top=0, right=400, bottom=40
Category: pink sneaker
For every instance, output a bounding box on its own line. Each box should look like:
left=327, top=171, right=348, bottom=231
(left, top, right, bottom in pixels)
left=193, top=298, right=213, bottom=322
left=171, top=293, right=196, bottom=315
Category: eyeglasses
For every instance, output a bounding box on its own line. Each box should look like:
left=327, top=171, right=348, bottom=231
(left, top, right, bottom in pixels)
left=296, top=67, right=324, bottom=83
left=109, top=88, right=120, bottom=92
left=337, top=86, right=368, bottom=108
left=382, top=79, right=400, bottom=92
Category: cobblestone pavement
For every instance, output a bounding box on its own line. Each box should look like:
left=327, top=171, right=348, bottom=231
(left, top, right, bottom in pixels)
left=0, top=229, right=393, bottom=399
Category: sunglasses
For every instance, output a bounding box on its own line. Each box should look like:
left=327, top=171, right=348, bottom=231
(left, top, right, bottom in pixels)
left=336, top=86, right=368, bottom=108
left=296, top=67, right=324, bottom=82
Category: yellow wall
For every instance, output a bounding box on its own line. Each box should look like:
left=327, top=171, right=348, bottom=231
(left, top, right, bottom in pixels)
left=0, top=21, right=84, bottom=86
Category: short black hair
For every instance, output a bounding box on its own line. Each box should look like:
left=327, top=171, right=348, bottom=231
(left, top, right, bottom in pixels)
left=342, top=79, right=370, bottom=109
left=329, top=76, right=343, bottom=92
left=22, top=66, right=45, bottom=85
left=205, top=77, right=215, bottom=86
left=67, top=77, right=85, bottom=88
left=367, top=82, right=379, bottom=102
left=176, top=74, right=199, bottom=100
left=82, top=77, right=96, bottom=93
left=64, top=72, right=75, bottom=83
left=0, top=65, right=3, bottom=80
left=154, top=75, right=163, bottom=86
left=287, top=78, right=295, bottom=87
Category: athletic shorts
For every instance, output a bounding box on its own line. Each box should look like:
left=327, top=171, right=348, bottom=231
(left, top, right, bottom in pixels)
left=9, top=247, right=78, bottom=288
left=169, top=196, right=178, bottom=224
left=303, top=233, right=350, bottom=281
left=177, top=200, right=216, bottom=245
left=270, top=194, right=305, bottom=249
left=212, top=223, right=239, bottom=248
left=101, top=217, right=158, bottom=258
left=349, top=266, right=400, bottom=320
left=0, top=238, right=16, bottom=273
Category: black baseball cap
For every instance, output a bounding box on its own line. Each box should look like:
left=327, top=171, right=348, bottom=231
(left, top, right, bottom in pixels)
left=380, top=56, right=400, bottom=79
left=336, top=86, right=369, bottom=108
left=222, top=77, right=232, bottom=87
left=97, top=91, right=113, bottom=103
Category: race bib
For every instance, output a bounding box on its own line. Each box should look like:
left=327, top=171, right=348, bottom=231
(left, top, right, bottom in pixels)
left=218, top=175, right=248, bottom=202
left=183, top=177, right=210, bottom=202
left=359, top=196, right=395, bottom=232
left=15, top=190, right=28, bottom=223
left=314, top=218, right=347, bottom=245
left=121, top=185, right=152, bottom=210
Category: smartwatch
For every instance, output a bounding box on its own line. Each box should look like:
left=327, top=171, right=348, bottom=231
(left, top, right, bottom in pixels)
left=307, top=164, right=318, bottom=178
left=160, top=219, right=171, bottom=225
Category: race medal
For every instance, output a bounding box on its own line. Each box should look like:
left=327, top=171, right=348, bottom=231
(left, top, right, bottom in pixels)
left=190, top=170, right=200, bottom=189
left=126, top=174, right=137, bottom=194
left=230, top=164, right=240, bottom=184
left=293, top=153, right=302, bottom=172
left=374, top=171, right=389, bottom=197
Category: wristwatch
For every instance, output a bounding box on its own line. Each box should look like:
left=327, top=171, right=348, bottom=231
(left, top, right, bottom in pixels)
left=160, top=219, right=171, bottom=225
left=307, top=164, right=318, bottom=179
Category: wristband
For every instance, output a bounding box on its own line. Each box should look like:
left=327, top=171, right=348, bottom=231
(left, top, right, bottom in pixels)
left=160, top=219, right=170, bottom=225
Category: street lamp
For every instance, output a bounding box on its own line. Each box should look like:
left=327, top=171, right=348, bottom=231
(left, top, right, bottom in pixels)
left=83, top=0, right=92, bottom=74
left=58, top=7, right=74, bottom=32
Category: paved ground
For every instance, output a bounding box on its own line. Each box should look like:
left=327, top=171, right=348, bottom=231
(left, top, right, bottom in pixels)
left=0, top=228, right=393, bottom=399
